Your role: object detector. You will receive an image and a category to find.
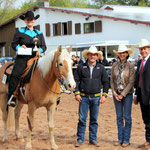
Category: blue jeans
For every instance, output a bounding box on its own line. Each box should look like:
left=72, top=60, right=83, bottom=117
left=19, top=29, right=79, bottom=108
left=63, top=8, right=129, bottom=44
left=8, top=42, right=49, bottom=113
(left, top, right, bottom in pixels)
left=113, top=94, right=133, bottom=144
left=77, top=96, right=100, bottom=143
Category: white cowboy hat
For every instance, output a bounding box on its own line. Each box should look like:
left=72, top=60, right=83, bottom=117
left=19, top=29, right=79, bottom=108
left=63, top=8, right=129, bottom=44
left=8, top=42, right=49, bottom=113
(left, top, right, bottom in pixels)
left=136, top=39, right=150, bottom=48
left=113, top=45, right=133, bottom=55
left=83, top=46, right=103, bottom=59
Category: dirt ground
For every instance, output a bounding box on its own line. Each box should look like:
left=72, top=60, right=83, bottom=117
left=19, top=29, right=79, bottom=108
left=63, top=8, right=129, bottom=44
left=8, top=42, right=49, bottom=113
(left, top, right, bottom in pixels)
left=0, top=92, right=147, bottom=150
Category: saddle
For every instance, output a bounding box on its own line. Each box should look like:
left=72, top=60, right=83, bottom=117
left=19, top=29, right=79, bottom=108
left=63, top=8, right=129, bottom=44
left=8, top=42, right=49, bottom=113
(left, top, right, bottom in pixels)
left=2, top=56, right=38, bottom=100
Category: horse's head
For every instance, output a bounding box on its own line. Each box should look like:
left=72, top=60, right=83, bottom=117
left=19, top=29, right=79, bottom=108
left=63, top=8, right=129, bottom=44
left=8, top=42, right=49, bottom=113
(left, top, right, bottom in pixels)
left=55, top=46, right=76, bottom=91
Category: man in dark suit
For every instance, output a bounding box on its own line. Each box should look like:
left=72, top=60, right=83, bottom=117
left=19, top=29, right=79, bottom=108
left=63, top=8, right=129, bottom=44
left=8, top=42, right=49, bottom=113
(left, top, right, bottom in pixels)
left=134, top=39, right=150, bottom=148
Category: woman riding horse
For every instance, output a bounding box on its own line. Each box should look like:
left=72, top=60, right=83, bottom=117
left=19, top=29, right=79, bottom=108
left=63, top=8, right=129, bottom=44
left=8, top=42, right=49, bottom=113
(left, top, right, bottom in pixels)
left=8, top=11, right=46, bottom=107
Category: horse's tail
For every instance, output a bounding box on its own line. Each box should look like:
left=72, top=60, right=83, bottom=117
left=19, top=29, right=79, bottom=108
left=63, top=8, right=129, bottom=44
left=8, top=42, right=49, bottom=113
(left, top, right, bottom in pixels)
left=0, top=64, right=15, bottom=130
left=7, top=107, right=15, bottom=130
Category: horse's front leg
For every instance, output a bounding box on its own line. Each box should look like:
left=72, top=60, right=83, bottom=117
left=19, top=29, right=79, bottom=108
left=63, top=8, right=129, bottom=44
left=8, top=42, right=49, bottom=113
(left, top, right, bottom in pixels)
left=47, top=102, right=58, bottom=150
left=25, top=104, right=35, bottom=150
left=15, top=101, right=23, bottom=140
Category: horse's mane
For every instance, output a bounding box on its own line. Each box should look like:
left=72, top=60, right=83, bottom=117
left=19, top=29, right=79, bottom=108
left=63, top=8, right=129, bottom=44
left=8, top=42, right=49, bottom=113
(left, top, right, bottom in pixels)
left=38, top=49, right=72, bottom=77
left=38, top=50, right=55, bottom=77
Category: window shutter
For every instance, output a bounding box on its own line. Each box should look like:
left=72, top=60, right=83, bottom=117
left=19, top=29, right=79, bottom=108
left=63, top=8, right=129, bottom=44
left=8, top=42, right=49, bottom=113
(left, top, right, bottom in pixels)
left=45, top=23, right=50, bottom=36
left=68, top=21, right=72, bottom=35
left=58, top=22, right=61, bottom=36
left=95, top=21, right=102, bottom=32
left=75, top=23, right=81, bottom=34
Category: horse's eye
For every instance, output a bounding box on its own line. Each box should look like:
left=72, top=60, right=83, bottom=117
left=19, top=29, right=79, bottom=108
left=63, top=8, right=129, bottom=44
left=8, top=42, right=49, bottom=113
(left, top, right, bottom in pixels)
left=59, top=63, right=63, bottom=66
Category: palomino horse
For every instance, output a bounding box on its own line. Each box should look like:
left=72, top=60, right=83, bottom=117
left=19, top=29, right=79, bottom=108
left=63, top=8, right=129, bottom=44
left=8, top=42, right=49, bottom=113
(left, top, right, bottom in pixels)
left=0, top=46, right=76, bottom=150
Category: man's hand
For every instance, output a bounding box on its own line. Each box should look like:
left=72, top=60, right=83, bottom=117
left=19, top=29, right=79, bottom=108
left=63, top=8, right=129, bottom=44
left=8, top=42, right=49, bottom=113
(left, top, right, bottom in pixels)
left=75, top=95, right=82, bottom=102
left=133, top=96, right=138, bottom=105
left=100, top=96, right=106, bottom=104
left=22, top=45, right=27, bottom=49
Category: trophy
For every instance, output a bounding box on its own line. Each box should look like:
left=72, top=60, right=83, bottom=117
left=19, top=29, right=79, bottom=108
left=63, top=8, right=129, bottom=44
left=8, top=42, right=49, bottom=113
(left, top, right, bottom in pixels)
left=33, top=37, right=39, bottom=52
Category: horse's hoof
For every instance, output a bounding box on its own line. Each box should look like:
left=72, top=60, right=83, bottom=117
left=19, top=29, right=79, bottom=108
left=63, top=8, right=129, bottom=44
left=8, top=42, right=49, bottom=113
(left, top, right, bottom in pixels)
left=25, top=143, right=32, bottom=150
left=14, top=135, right=24, bottom=141
left=51, top=144, right=58, bottom=150
left=20, top=138, right=25, bottom=142
left=25, top=148, right=32, bottom=150
left=17, top=137, right=24, bottom=142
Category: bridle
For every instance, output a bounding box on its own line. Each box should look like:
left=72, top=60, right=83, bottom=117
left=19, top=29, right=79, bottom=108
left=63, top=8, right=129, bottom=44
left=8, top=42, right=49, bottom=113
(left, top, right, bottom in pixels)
left=38, top=60, right=69, bottom=95
left=55, top=61, right=64, bottom=81
left=38, top=61, right=63, bottom=95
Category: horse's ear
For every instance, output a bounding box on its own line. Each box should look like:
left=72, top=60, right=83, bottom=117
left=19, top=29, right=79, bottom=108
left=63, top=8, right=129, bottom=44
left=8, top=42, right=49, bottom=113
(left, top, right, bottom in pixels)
left=58, top=45, right=62, bottom=52
left=67, top=46, right=72, bottom=53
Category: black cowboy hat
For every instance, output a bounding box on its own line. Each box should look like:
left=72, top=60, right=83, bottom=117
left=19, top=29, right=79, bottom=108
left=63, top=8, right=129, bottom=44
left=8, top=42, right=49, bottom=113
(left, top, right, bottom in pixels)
left=19, top=11, right=40, bottom=20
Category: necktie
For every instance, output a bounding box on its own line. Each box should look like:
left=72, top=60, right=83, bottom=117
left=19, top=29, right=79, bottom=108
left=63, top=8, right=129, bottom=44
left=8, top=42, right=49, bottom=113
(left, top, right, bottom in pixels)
left=139, top=59, right=145, bottom=87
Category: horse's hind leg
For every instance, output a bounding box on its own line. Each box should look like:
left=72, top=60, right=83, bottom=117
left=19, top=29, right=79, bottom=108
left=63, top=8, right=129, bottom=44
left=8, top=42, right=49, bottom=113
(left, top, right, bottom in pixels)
left=47, top=103, right=58, bottom=150
left=15, top=101, right=23, bottom=140
left=0, top=94, right=8, bottom=142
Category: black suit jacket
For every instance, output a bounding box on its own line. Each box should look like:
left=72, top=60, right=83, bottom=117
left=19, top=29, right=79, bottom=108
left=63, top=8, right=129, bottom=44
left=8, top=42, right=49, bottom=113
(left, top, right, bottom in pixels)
left=135, top=56, right=150, bottom=105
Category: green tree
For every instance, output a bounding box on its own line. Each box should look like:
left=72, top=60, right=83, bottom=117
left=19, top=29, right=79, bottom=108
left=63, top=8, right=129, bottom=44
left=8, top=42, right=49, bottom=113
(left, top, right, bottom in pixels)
left=0, top=0, right=38, bottom=24
left=138, top=0, right=147, bottom=6
left=93, top=0, right=150, bottom=6
left=72, top=0, right=89, bottom=8
left=0, top=0, right=16, bottom=23
left=49, top=0, right=88, bottom=8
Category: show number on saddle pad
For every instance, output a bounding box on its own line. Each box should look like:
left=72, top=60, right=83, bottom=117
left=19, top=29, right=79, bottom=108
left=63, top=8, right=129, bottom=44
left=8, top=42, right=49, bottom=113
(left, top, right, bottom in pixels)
left=2, top=74, right=7, bottom=84
left=18, top=47, right=32, bottom=55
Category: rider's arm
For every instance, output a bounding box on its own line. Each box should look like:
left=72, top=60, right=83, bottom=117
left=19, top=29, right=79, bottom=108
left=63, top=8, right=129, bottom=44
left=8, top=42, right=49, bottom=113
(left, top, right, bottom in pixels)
left=11, top=29, right=21, bottom=51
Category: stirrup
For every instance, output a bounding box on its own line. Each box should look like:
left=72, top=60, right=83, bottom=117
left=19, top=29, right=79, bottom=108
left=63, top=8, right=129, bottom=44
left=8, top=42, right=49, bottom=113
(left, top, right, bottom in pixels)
left=7, top=95, right=17, bottom=107
left=9, top=101, right=16, bottom=107
left=7, top=95, right=14, bottom=105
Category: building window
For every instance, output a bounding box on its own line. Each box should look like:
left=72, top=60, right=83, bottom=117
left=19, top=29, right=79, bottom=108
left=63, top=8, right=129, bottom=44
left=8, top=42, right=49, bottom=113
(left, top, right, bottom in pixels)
left=53, top=21, right=72, bottom=36
left=53, top=24, right=58, bottom=36
left=2, top=46, right=5, bottom=57
left=84, top=21, right=102, bottom=34
left=62, top=22, right=67, bottom=35
left=75, top=23, right=81, bottom=34
left=53, top=22, right=61, bottom=36
left=62, top=21, right=72, bottom=35
left=84, top=22, right=94, bottom=33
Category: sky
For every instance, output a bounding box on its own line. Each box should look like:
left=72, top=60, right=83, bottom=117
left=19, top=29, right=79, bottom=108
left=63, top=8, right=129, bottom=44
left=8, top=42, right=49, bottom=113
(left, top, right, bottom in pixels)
left=13, top=0, right=32, bottom=8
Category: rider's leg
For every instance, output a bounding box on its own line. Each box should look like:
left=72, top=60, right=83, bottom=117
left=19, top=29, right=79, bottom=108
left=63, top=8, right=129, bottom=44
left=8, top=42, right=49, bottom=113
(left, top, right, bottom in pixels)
left=8, top=56, right=29, bottom=107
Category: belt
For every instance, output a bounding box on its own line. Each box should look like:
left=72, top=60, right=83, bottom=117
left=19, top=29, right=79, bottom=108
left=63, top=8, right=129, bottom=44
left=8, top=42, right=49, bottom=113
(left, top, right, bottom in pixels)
left=80, top=92, right=101, bottom=97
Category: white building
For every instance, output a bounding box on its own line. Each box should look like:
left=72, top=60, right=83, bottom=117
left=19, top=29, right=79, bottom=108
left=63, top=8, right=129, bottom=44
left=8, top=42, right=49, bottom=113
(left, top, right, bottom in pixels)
left=1, top=2, right=150, bottom=60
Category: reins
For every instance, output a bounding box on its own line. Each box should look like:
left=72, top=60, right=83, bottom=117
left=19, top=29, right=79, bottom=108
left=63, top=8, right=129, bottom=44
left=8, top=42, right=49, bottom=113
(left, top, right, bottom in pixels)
left=38, top=62, right=61, bottom=95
